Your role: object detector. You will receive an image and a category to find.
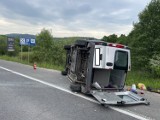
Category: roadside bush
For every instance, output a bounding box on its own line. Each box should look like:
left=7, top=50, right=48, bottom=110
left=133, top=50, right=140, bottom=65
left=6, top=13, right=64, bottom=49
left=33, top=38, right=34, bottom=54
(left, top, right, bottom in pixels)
left=17, top=52, right=28, bottom=61
left=149, top=54, right=160, bottom=77
left=29, top=51, right=41, bottom=63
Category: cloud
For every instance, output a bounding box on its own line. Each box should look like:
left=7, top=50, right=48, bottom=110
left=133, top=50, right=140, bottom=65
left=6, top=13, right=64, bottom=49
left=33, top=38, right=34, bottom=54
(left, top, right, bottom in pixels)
left=110, top=9, right=131, bottom=16
left=0, top=0, right=41, bottom=18
left=0, top=0, right=151, bottom=38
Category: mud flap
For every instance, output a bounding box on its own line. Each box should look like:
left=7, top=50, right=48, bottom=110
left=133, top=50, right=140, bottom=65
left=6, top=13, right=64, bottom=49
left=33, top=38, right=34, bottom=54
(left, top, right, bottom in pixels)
left=91, top=90, right=150, bottom=105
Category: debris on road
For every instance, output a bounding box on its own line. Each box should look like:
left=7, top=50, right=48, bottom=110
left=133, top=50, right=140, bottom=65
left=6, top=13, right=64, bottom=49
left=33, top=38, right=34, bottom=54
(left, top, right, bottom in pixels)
left=138, top=83, right=146, bottom=90
left=33, top=62, right=37, bottom=70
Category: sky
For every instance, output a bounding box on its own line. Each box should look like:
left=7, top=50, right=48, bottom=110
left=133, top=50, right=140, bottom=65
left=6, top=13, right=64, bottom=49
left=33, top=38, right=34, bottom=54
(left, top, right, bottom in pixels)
left=0, top=0, right=151, bottom=38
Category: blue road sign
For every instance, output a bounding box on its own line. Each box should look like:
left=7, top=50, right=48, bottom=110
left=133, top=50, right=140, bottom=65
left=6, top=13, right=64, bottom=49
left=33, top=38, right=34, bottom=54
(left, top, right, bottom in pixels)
left=20, top=38, right=36, bottom=46
left=20, top=38, right=27, bottom=45
left=30, top=38, right=36, bottom=46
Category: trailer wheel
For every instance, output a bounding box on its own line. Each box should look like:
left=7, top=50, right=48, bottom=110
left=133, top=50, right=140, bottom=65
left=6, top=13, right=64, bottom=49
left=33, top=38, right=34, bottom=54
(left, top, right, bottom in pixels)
left=64, top=45, right=71, bottom=50
left=61, top=71, right=67, bottom=76
left=70, top=83, right=81, bottom=92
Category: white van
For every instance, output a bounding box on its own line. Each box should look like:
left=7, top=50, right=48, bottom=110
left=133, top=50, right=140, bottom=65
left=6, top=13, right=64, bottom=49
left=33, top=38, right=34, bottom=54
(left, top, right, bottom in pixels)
left=62, top=39, right=149, bottom=106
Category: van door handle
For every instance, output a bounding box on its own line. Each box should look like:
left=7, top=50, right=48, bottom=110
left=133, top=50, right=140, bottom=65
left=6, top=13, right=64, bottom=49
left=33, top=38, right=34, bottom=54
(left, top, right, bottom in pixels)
left=100, top=54, right=102, bottom=60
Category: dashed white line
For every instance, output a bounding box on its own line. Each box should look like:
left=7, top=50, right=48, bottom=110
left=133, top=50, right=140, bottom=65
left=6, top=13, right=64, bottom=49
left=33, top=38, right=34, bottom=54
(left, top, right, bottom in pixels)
left=0, top=66, right=153, bottom=120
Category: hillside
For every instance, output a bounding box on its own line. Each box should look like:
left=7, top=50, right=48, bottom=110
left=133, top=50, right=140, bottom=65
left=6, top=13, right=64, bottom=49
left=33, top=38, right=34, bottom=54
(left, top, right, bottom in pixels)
left=6, top=33, right=36, bottom=39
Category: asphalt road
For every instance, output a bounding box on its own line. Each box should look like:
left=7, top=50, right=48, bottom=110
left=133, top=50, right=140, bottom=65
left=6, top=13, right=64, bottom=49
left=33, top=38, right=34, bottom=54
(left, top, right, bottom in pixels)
left=0, top=59, right=159, bottom=120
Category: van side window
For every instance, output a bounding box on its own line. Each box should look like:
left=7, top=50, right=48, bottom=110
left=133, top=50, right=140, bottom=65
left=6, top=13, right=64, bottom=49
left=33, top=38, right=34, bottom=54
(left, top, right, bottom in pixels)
left=114, top=51, right=128, bottom=70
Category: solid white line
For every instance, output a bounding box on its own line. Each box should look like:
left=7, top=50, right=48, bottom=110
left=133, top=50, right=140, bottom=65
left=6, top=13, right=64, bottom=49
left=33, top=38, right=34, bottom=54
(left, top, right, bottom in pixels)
left=0, top=66, right=152, bottom=120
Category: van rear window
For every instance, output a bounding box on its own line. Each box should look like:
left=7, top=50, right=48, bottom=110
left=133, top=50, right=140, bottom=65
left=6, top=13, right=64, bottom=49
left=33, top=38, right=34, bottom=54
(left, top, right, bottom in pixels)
left=114, top=51, right=128, bottom=70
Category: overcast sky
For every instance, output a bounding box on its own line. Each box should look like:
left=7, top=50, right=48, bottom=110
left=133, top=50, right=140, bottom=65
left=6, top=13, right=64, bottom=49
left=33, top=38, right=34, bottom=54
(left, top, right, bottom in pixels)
left=0, top=0, right=151, bottom=38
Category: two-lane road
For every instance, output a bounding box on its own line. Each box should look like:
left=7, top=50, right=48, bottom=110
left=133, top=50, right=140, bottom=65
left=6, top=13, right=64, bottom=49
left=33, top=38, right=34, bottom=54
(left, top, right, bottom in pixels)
left=0, top=59, right=158, bottom=120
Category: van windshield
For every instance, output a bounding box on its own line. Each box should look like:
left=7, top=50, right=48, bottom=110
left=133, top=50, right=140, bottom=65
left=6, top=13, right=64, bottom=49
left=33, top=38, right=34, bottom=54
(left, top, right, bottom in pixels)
left=114, top=51, right=128, bottom=70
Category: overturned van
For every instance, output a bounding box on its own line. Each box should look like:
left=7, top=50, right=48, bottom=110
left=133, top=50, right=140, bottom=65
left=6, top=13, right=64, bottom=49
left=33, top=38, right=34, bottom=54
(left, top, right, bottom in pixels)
left=62, top=39, right=149, bottom=106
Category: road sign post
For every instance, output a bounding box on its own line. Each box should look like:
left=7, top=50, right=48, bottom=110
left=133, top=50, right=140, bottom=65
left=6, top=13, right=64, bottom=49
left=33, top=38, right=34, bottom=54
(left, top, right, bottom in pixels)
left=21, top=45, right=22, bottom=61
left=19, top=38, right=36, bottom=63
left=28, top=46, right=30, bottom=64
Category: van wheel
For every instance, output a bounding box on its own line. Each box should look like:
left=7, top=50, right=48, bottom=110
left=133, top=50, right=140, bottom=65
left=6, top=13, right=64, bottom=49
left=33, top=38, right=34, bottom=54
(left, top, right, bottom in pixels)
left=70, top=83, right=81, bottom=92
left=75, top=40, right=87, bottom=47
left=64, top=45, right=71, bottom=50
left=61, top=71, right=67, bottom=75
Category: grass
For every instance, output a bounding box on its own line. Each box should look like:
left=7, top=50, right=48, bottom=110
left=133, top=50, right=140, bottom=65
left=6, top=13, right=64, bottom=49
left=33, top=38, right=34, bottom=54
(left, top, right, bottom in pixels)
left=0, top=55, right=64, bottom=71
left=0, top=55, right=27, bottom=64
left=126, top=70, right=160, bottom=89
left=0, top=54, right=160, bottom=89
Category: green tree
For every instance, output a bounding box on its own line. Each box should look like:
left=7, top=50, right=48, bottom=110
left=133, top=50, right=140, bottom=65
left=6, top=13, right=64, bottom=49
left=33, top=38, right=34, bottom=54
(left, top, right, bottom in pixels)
left=102, top=34, right=128, bottom=45
left=128, top=0, right=160, bottom=71
left=32, top=29, right=66, bottom=66
left=102, top=34, right=118, bottom=43
left=117, top=34, right=128, bottom=45
left=0, top=35, right=7, bottom=55
left=32, top=29, right=54, bottom=62
left=102, top=36, right=108, bottom=42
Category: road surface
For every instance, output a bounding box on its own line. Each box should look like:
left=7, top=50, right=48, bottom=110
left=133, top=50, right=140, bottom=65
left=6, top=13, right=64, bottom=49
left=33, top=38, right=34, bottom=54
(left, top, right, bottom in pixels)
left=0, top=59, right=159, bottom=120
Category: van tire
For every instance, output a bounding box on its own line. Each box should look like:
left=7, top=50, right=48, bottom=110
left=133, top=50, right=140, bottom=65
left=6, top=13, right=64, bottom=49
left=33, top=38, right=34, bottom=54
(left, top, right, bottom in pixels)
left=61, top=71, right=67, bottom=75
left=70, top=83, right=81, bottom=92
left=64, top=45, right=71, bottom=50
left=75, top=40, right=87, bottom=47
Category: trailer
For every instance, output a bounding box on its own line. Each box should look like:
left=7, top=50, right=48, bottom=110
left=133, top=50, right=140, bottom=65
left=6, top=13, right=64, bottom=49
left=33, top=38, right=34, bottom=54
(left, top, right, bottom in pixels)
left=62, top=39, right=149, bottom=106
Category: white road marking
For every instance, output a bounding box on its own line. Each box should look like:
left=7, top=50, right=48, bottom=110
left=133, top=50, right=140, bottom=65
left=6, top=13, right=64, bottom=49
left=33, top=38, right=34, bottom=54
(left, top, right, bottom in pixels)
left=0, top=66, right=152, bottom=120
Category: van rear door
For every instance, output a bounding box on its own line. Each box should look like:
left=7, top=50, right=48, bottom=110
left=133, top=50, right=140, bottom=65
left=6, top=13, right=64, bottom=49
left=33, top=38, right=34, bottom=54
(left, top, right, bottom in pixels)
left=91, top=90, right=149, bottom=105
